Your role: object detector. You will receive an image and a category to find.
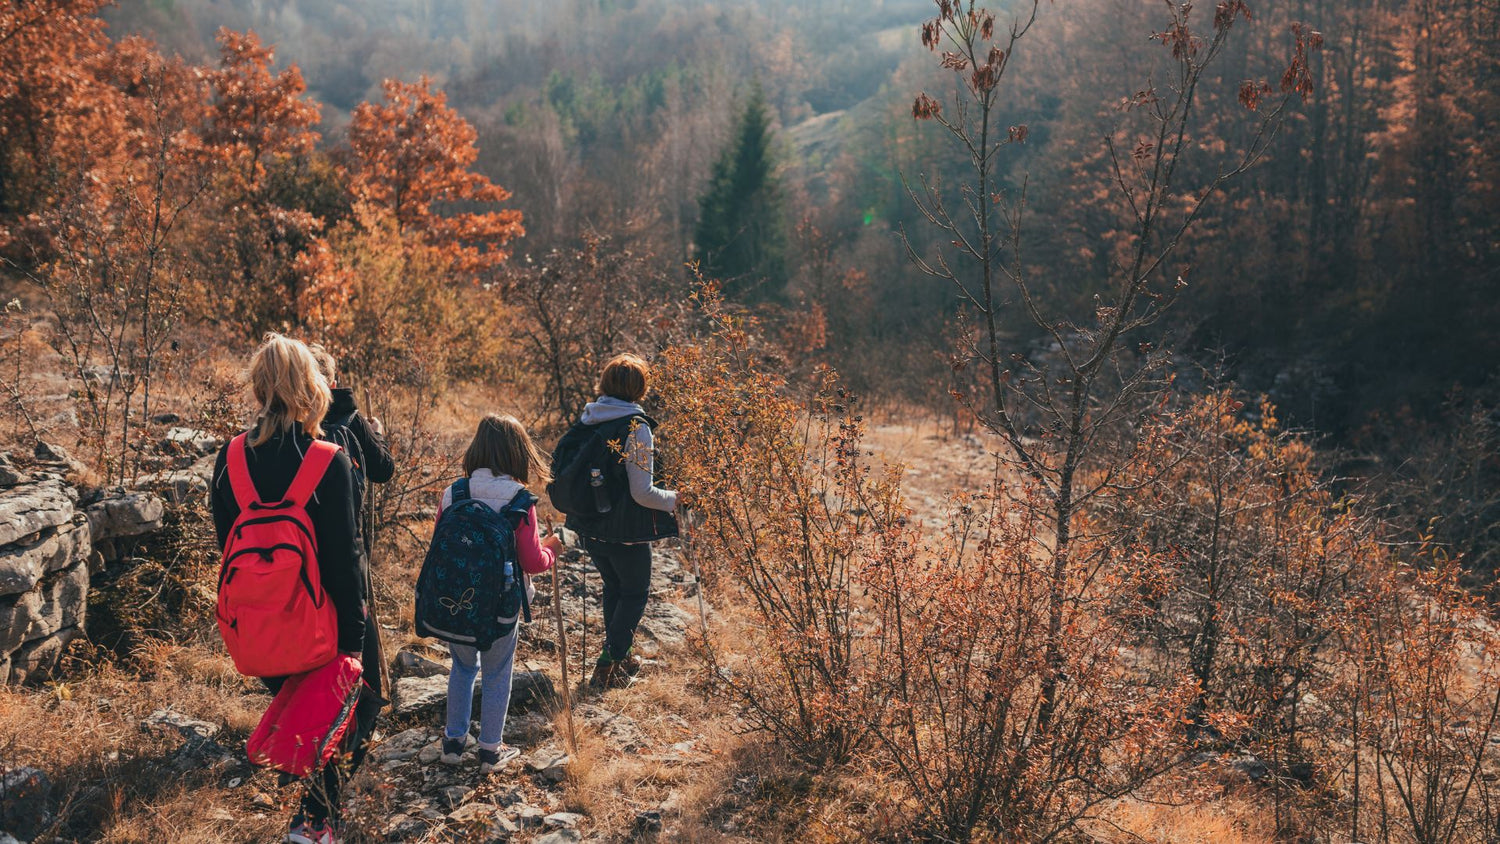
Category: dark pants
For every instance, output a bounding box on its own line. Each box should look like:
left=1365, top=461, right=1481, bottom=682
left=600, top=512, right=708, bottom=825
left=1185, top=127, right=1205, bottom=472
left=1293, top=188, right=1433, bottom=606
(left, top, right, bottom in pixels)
left=586, top=538, right=653, bottom=662
left=263, top=629, right=382, bottom=827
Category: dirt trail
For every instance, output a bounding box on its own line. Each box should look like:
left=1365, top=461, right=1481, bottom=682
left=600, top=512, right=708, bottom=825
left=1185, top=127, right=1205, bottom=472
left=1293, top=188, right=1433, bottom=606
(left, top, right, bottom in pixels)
left=863, top=421, right=1001, bottom=520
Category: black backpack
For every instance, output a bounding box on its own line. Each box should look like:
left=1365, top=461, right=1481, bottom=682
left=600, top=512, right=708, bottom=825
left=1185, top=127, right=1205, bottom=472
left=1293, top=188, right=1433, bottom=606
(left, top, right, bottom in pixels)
left=547, top=415, right=642, bottom=521
left=322, top=410, right=368, bottom=494
left=414, top=481, right=534, bottom=649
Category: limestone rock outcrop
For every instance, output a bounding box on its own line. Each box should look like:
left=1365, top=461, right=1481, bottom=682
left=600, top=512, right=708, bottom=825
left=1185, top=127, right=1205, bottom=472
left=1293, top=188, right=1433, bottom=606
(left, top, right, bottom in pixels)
left=0, top=475, right=90, bottom=684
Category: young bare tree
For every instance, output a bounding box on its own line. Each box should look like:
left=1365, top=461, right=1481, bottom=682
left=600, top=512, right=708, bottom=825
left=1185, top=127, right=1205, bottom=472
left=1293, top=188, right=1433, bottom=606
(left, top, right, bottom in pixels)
left=500, top=235, right=690, bottom=431
left=29, top=46, right=209, bottom=485
left=904, top=0, right=1319, bottom=734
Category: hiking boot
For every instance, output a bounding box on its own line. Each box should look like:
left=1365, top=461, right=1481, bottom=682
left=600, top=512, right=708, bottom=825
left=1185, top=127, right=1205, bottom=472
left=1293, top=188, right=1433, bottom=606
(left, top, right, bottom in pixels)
left=616, top=653, right=645, bottom=677
left=440, top=734, right=470, bottom=765
left=477, top=744, right=521, bottom=774
left=588, top=659, right=617, bottom=690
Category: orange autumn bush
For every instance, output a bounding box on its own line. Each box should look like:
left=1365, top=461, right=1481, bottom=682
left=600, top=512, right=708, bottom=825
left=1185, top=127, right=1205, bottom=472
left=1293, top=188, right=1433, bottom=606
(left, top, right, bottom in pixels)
left=655, top=288, right=890, bottom=767
left=657, top=289, right=1194, bottom=839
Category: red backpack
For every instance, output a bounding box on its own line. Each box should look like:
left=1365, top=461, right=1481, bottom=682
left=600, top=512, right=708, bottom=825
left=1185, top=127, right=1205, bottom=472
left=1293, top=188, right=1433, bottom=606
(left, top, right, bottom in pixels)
left=217, top=433, right=341, bottom=677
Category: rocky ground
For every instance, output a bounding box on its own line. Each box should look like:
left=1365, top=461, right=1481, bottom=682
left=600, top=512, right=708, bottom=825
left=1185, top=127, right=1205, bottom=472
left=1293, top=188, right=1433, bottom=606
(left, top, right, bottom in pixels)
left=338, top=542, right=709, bottom=843
left=68, top=540, right=712, bottom=844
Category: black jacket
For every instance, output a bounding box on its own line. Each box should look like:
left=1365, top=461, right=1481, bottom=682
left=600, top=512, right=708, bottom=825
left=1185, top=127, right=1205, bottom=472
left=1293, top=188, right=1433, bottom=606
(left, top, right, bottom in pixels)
left=211, top=424, right=366, bottom=655
left=324, top=388, right=395, bottom=523
left=326, top=388, right=395, bottom=485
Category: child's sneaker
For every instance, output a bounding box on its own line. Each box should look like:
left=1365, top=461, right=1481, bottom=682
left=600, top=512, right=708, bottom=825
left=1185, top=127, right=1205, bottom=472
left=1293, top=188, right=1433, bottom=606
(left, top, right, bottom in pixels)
left=440, top=734, right=470, bottom=765
left=477, top=744, right=521, bottom=774
left=283, top=817, right=312, bottom=844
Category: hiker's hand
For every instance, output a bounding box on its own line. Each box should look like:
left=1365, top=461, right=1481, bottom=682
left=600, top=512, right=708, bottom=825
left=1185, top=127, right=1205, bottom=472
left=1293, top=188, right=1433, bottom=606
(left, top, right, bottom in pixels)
left=542, top=533, right=564, bottom=554
left=368, top=416, right=384, bottom=436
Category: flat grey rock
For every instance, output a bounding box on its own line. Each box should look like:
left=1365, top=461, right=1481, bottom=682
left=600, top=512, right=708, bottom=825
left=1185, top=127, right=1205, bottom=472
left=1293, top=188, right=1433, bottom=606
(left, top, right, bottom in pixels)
left=85, top=491, right=164, bottom=543
left=394, top=674, right=449, bottom=716
left=141, top=709, right=221, bottom=741
left=369, top=727, right=430, bottom=764
left=7, top=624, right=82, bottom=684
left=0, top=765, right=51, bottom=840
left=0, top=562, right=87, bottom=655
left=526, top=749, right=569, bottom=784
left=544, top=811, right=584, bottom=828
left=439, top=785, right=473, bottom=810
left=0, top=479, right=74, bottom=547
left=394, top=649, right=450, bottom=678
left=0, top=520, right=88, bottom=597
left=393, top=669, right=555, bottom=717
left=134, top=455, right=215, bottom=505
left=160, top=427, right=220, bottom=456
left=577, top=704, right=648, bottom=752
left=0, top=453, right=25, bottom=487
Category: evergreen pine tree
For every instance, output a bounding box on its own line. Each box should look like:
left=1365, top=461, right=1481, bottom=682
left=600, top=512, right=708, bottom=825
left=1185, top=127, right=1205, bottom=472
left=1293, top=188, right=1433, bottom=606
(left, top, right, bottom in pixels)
left=695, top=85, right=787, bottom=301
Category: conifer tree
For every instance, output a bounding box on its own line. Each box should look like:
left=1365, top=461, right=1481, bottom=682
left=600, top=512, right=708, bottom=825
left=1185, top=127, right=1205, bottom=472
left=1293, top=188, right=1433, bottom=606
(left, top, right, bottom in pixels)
left=695, top=85, right=786, bottom=301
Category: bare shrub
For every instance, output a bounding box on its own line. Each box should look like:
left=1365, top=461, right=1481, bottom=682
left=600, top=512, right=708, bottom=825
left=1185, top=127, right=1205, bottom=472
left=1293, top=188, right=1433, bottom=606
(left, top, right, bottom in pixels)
left=24, top=51, right=209, bottom=485
left=498, top=234, right=691, bottom=431
left=656, top=288, right=887, bottom=767
left=862, top=476, right=1194, bottom=841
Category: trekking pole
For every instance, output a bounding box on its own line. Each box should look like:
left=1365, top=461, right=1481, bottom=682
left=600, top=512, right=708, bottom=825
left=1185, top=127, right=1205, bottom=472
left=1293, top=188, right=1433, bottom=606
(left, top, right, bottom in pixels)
left=579, top=561, right=588, bottom=676
left=547, top=520, right=578, bottom=753
left=679, top=509, right=708, bottom=637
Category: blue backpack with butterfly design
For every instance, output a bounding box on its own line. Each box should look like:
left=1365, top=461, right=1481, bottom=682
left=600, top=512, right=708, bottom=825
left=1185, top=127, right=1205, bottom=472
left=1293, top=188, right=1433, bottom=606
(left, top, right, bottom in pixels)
left=414, top=480, right=535, bottom=650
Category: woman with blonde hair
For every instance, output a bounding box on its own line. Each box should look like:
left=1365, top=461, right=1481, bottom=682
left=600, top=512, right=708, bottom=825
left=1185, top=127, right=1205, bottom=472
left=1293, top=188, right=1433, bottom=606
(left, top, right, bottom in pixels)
left=209, top=333, right=368, bottom=844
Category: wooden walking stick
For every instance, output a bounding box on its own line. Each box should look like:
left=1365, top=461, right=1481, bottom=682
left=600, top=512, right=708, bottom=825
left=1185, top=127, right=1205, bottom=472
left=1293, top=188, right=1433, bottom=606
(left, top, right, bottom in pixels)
left=547, top=520, right=578, bottom=752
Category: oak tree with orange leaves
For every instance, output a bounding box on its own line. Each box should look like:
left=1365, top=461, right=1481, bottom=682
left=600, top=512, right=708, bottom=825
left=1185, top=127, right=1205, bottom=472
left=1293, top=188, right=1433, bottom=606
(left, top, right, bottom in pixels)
left=199, top=28, right=328, bottom=334
left=346, top=77, right=524, bottom=274
left=0, top=0, right=124, bottom=237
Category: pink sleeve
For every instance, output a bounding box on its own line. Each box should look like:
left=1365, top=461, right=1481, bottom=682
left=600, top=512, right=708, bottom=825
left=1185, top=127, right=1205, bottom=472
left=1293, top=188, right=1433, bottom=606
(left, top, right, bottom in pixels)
left=516, top=506, right=556, bottom=575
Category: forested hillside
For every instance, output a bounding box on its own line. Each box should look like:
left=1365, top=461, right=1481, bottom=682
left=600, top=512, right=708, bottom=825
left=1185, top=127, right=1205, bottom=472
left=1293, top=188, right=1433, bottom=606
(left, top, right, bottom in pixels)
left=105, top=0, right=1500, bottom=434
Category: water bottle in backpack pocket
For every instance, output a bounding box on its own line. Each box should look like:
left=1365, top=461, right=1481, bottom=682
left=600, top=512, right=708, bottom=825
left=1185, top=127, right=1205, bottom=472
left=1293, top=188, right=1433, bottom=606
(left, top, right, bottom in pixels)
left=547, top=416, right=640, bottom=519
left=414, top=480, right=535, bottom=650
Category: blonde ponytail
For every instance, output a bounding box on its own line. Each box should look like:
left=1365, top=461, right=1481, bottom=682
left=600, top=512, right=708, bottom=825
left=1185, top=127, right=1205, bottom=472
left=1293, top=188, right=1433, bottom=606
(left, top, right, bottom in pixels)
left=247, top=333, right=331, bottom=447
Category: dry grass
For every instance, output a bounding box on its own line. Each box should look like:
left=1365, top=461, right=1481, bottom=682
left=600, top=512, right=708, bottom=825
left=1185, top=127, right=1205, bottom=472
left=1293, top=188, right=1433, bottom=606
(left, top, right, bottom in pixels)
left=0, top=349, right=1304, bottom=843
left=0, top=655, right=295, bottom=843
left=1087, top=795, right=1277, bottom=843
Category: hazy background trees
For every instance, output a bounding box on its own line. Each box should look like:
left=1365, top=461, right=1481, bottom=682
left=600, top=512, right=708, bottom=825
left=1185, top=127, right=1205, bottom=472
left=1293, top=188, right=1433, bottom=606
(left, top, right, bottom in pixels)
left=87, top=0, right=1494, bottom=436
left=3, top=1, right=1497, bottom=840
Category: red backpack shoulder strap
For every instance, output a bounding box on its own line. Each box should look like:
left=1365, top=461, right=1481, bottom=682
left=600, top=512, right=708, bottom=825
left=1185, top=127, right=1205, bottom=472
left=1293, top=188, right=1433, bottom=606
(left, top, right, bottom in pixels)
left=285, top=440, right=341, bottom=507
left=226, top=433, right=260, bottom=510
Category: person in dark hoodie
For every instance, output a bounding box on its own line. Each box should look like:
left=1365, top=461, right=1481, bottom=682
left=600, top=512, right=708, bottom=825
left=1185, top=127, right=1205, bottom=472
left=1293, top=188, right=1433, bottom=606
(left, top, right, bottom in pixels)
left=552, top=353, right=680, bottom=690
left=210, top=334, right=368, bottom=844
left=309, top=345, right=396, bottom=534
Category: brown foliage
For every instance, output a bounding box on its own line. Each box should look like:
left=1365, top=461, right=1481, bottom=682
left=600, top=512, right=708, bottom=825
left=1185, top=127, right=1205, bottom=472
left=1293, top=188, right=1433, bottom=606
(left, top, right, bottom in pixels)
left=657, top=292, right=882, bottom=767
left=864, top=478, right=1195, bottom=840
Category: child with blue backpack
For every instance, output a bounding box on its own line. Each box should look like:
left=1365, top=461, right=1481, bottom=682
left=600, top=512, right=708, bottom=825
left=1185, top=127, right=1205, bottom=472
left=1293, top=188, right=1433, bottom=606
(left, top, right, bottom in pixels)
left=421, top=414, right=561, bottom=772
